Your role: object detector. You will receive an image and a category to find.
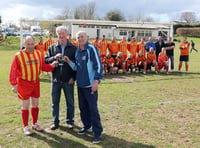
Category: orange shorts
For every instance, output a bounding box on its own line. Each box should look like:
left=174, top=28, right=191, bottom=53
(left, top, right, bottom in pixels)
left=17, top=79, right=40, bottom=100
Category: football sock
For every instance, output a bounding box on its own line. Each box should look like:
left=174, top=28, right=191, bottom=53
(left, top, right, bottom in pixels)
left=21, top=109, right=29, bottom=127
left=31, top=107, right=39, bottom=125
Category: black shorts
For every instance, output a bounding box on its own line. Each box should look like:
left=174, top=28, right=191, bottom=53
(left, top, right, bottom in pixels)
left=180, top=55, right=189, bottom=62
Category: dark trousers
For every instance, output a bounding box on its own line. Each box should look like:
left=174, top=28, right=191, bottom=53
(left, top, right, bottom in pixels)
left=78, top=87, right=103, bottom=136
left=51, top=81, right=74, bottom=125
left=167, top=55, right=174, bottom=70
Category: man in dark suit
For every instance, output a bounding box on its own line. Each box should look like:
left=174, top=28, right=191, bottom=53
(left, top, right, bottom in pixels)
left=155, top=36, right=166, bottom=61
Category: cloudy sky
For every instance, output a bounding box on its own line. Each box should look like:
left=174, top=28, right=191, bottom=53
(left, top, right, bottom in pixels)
left=0, top=0, right=200, bottom=24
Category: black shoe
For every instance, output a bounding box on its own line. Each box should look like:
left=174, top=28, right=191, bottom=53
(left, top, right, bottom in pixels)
left=93, top=135, right=101, bottom=144
left=77, top=127, right=93, bottom=135
left=50, top=124, right=59, bottom=130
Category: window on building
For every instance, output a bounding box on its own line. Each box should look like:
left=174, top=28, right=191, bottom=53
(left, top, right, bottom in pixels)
left=138, top=31, right=152, bottom=37
left=119, top=30, right=127, bottom=36
left=145, top=31, right=152, bottom=37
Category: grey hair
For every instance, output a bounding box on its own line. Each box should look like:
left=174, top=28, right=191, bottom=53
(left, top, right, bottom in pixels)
left=56, top=26, right=68, bottom=35
left=76, top=31, right=87, bottom=39
left=25, top=35, right=35, bottom=44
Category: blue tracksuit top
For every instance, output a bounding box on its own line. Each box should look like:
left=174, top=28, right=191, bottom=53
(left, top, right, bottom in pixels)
left=69, top=42, right=103, bottom=88
left=146, top=41, right=156, bottom=52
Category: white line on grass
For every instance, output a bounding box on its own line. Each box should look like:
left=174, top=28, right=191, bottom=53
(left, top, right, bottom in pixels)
left=131, top=98, right=200, bottom=108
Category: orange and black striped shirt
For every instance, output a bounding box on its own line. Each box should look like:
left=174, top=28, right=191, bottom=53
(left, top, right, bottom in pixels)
left=129, top=41, right=138, bottom=57
left=137, top=42, right=146, bottom=56
left=146, top=52, right=156, bottom=64
left=119, top=41, right=128, bottom=56
left=9, top=49, right=53, bottom=85
left=99, top=39, right=108, bottom=56
left=35, top=43, right=45, bottom=58
left=44, top=39, right=55, bottom=52
left=136, top=55, right=146, bottom=65
left=109, top=41, right=119, bottom=55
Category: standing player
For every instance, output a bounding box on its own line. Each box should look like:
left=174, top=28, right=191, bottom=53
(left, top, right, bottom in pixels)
left=44, top=33, right=55, bottom=55
left=9, top=36, right=58, bottom=135
left=35, top=36, right=45, bottom=58
left=92, top=37, right=101, bottom=52
left=119, top=36, right=129, bottom=60
left=178, top=37, right=190, bottom=72
left=165, top=37, right=175, bottom=71
left=137, top=38, right=146, bottom=57
left=99, top=35, right=108, bottom=62
left=146, top=37, right=156, bottom=53
left=155, top=36, right=165, bottom=61
left=109, top=37, right=119, bottom=60
left=190, top=40, right=198, bottom=53
left=68, top=33, right=78, bottom=47
left=129, top=37, right=138, bottom=59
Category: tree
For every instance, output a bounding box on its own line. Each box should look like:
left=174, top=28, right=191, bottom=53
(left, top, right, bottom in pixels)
left=143, top=16, right=154, bottom=22
left=105, top=9, right=125, bottom=21
left=59, top=1, right=97, bottom=20
left=54, top=15, right=65, bottom=20
left=74, top=2, right=96, bottom=20
left=74, top=8, right=81, bottom=19
left=62, top=7, right=74, bottom=19
left=128, top=13, right=154, bottom=23
left=180, top=11, right=197, bottom=23
left=87, top=1, right=96, bottom=20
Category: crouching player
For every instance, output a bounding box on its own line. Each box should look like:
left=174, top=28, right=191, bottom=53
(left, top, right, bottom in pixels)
left=146, top=47, right=158, bottom=73
left=125, top=54, right=136, bottom=73
left=136, top=50, right=147, bottom=74
left=104, top=53, right=115, bottom=74
left=158, top=47, right=169, bottom=74
left=113, top=52, right=126, bottom=73
left=9, top=36, right=58, bottom=135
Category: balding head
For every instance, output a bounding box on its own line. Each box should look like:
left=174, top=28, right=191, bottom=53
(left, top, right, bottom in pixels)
left=24, top=36, right=35, bottom=52
left=25, top=36, right=34, bottom=44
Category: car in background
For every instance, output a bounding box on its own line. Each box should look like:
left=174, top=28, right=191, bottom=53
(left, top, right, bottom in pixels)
left=0, top=33, right=3, bottom=41
left=5, top=28, right=16, bottom=36
left=14, top=31, right=20, bottom=36
left=41, top=29, right=49, bottom=36
left=31, top=31, right=42, bottom=36
left=0, top=26, right=3, bottom=41
left=22, top=31, right=31, bottom=37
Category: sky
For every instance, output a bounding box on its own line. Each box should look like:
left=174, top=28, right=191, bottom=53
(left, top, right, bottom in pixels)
left=1, top=0, right=200, bottom=25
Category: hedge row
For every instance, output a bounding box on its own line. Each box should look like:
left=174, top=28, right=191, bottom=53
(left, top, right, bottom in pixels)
left=176, top=27, right=200, bottom=37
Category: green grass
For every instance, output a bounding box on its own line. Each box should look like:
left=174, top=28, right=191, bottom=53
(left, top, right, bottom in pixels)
left=1, top=36, right=200, bottom=147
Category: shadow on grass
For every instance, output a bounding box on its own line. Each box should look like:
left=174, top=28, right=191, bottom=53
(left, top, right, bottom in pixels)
left=39, top=71, right=200, bottom=84
left=57, top=125, right=155, bottom=148
left=31, top=130, right=88, bottom=148
left=102, top=71, right=200, bottom=84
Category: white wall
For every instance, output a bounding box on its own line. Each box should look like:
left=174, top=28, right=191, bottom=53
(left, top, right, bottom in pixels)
left=71, top=24, right=173, bottom=41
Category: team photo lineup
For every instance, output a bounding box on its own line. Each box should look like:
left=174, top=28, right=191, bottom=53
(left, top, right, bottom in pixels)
left=37, top=33, right=191, bottom=75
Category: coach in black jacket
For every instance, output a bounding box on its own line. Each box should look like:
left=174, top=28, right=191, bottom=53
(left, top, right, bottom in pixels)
left=45, top=26, right=77, bottom=130
left=155, top=36, right=166, bottom=61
